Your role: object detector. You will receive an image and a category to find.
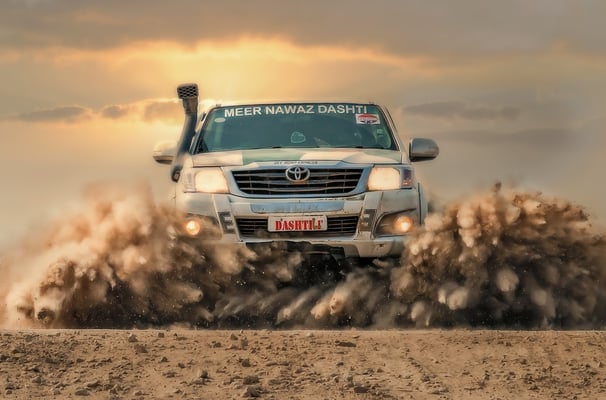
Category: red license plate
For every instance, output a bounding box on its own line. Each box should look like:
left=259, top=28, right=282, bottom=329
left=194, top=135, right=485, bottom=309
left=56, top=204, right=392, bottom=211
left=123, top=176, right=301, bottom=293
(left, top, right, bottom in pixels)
left=267, top=216, right=327, bottom=232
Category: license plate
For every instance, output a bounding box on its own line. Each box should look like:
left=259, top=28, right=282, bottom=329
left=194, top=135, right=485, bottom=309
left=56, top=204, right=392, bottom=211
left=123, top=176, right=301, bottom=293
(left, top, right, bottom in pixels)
left=268, top=215, right=327, bottom=232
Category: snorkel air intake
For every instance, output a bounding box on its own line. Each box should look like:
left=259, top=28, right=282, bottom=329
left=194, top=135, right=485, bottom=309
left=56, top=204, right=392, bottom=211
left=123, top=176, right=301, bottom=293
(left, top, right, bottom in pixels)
left=171, top=83, right=199, bottom=182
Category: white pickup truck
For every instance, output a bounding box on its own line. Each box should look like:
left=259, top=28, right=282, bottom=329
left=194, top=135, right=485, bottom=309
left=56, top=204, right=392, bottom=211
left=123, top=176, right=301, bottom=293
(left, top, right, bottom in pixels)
left=154, top=84, right=438, bottom=264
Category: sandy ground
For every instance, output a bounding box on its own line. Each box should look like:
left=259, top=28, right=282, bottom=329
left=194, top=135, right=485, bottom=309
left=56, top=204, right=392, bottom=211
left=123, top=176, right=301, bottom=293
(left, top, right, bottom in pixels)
left=1, top=330, right=605, bottom=399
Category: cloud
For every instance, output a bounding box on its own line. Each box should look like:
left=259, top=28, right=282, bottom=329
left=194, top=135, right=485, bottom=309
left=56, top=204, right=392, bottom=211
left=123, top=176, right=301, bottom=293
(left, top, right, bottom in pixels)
left=404, top=101, right=521, bottom=121
left=432, top=127, right=571, bottom=148
left=3, top=99, right=183, bottom=125
left=142, top=100, right=181, bottom=124
left=100, top=104, right=134, bottom=120
left=8, top=106, right=92, bottom=123
left=505, top=128, right=571, bottom=146
left=1, top=0, right=605, bottom=57
left=101, top=100, right=182, bottom=124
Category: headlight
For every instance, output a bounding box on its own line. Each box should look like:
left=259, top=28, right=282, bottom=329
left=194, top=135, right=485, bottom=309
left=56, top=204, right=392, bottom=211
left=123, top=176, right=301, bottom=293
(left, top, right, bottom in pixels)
left=376, top=212, right=416, bottom=236
left=182, top=167, right=229, bottom=193
left=367, top=167, right=413, bottom=191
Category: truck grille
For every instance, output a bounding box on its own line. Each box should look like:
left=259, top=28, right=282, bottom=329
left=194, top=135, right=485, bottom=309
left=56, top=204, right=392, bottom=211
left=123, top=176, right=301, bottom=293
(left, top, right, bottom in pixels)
left=232, top=168, right=363, bottom=196
left=236, top=216, right=359, bottom=238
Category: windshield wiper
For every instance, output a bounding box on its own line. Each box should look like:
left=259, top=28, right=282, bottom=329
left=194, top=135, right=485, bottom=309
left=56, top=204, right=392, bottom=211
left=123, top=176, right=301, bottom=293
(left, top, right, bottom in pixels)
left=345, top=145, right=385, bottom=149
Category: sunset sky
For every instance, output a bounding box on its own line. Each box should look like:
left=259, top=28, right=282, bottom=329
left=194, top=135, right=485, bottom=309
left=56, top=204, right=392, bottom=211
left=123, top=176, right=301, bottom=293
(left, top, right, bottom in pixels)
left=1, top=0, right=605, bottom=246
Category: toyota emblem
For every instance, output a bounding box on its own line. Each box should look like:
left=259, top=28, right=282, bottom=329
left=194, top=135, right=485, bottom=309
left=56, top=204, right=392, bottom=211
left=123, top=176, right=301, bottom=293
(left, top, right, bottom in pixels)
left=285, top=165, right=311, bottom=183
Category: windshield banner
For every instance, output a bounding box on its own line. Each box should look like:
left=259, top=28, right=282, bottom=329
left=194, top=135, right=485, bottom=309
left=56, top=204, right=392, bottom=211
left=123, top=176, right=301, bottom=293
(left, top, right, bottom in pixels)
left=222, top=104, right=372, bottom=118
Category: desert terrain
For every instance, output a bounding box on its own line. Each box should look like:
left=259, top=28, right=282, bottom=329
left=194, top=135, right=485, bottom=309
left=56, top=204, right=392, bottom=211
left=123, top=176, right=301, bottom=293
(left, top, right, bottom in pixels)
left=1, top=329, right=605, bottom=399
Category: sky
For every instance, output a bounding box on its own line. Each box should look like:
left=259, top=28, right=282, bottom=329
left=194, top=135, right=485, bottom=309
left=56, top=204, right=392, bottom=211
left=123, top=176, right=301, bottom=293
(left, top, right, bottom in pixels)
left=1, top=0, right=605, bottom=246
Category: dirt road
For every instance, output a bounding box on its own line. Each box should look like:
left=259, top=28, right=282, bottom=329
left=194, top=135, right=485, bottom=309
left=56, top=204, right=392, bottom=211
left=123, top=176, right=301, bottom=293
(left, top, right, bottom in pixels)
left=1, top=329, right=605, bottom=399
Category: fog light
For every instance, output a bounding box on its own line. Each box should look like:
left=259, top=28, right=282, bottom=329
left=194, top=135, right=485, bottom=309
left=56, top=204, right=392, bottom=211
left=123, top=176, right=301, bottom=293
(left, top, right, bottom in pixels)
left=183, top=218, right=202, bottom=236
left=393, top=215, right=414, bottom=234
left=376, top=213, right=416, bottom=236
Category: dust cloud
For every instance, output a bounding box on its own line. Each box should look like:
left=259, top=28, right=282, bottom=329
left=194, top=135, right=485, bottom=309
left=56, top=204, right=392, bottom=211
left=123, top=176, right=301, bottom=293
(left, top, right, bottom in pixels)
left=0, top=183, right=604, bottom=329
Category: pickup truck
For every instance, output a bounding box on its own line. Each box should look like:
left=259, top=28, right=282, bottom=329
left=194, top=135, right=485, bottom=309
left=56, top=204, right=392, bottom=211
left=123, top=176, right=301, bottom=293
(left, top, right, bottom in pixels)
left=153, top=84, right=438, bottom=265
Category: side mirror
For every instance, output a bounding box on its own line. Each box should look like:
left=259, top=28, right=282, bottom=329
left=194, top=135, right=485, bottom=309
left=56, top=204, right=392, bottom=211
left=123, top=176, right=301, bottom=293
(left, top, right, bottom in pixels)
left=153, top=141, right=177, bottom=164
left=409, top=138, right=439, bottom=162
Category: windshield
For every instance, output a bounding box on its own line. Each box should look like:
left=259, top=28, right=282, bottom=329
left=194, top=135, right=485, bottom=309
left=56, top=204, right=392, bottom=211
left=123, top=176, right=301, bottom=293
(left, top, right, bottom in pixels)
left=195, top=103, right=397, bottom=153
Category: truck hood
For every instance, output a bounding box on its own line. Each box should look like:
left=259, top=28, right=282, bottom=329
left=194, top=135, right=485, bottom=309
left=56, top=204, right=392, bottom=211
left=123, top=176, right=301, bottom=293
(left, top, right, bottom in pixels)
left=191, top=148, right=404, bottom=167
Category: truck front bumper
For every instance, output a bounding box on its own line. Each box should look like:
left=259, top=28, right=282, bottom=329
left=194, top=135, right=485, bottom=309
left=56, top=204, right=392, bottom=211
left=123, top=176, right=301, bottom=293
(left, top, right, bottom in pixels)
left=176, top=189, right=420, bottom=258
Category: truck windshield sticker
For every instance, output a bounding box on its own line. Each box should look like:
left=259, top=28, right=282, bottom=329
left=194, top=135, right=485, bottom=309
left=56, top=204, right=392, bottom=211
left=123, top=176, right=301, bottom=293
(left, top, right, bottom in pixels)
left=355, top=113, right=380, bottom=125
left=222, top=104, right=369, bottom=118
